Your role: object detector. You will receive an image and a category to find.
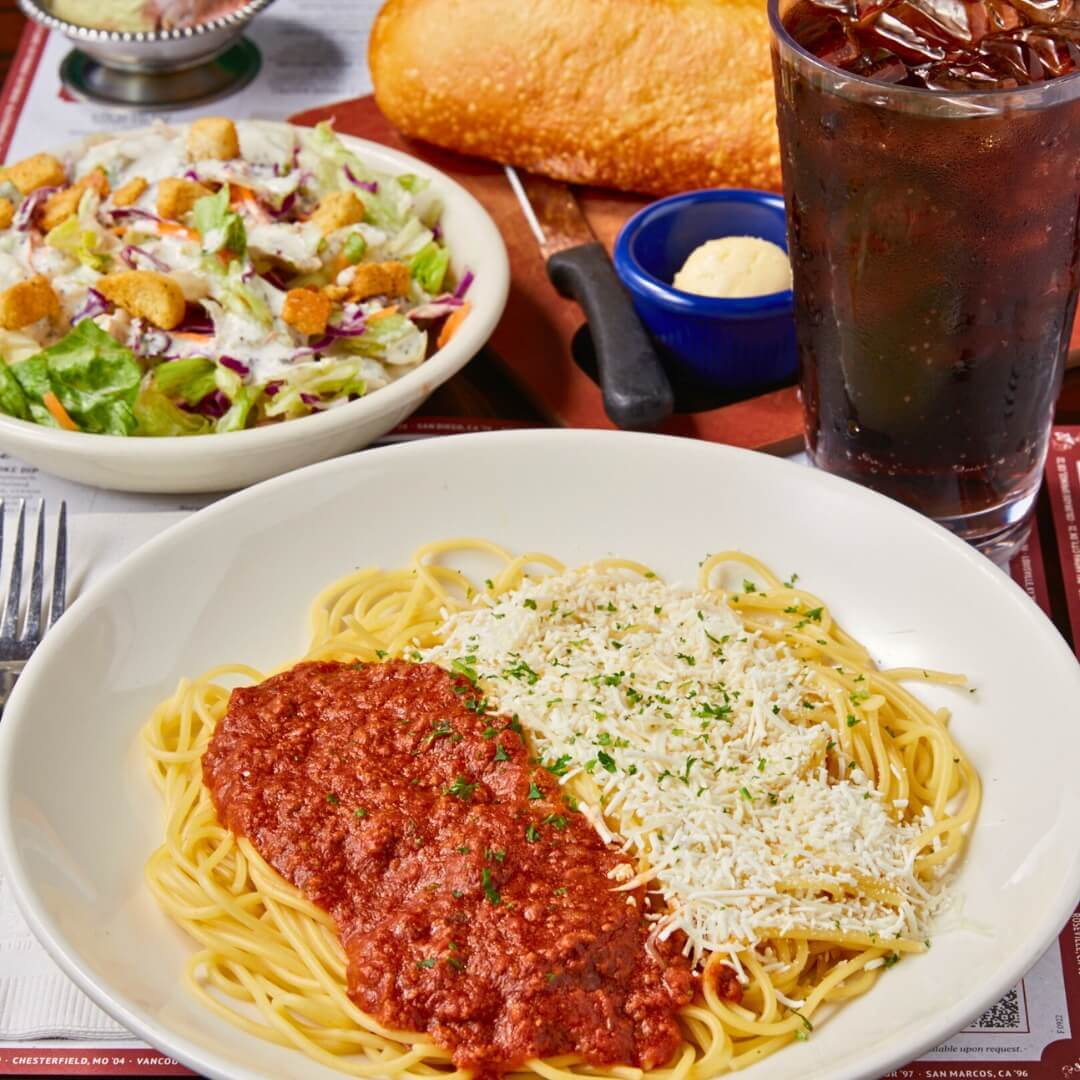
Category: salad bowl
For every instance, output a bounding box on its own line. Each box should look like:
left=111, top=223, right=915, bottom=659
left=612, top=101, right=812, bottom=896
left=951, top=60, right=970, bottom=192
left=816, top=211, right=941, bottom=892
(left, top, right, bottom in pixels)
left=0, top=122, right=509, bottom=493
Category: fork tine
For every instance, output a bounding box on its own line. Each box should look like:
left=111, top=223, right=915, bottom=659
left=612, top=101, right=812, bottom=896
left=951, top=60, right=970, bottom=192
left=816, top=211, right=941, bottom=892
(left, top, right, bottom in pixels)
left=22, top=501, right=45, bottom=644
left=48, top=501, right=67, bottom=628
left=1, top=500, right=25, bottom=641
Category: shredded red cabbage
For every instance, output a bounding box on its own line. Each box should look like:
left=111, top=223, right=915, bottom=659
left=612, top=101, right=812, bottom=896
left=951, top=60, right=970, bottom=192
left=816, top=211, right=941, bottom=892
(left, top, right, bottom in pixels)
left=219, top=355, right=250, bottom=378
left=15, top=187, right=60, bottom=231
left=72, top=288, right=109, bottom=323
left=266, top=190, right=298, bottom=221
left=408, top=299, right=463, bottom=321
left=452, top=269, right=474, bottom=300
left=180, top=389, right=231, bottom=419
left=300, top=392, right=322, bottom=408
left=121, top=244, right=169, bottom=273
left=175, top=304, right=214, bottom=335
left=343, top=165, right=378, bottom=194
left=264, top=380, right=283, bottom=397
left=109, top=206, right=168, bottom=226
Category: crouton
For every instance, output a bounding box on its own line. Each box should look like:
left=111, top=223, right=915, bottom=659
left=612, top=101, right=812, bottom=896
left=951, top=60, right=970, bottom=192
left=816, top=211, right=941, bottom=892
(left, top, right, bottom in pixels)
left=156, top=177, right=213, bottom=222
left=0, top=198, right=13, bottom=230
left=78, top=168, right=110, bottom=199
left=39, top=187, right=82, bottom=233
left=321, top=284, right=349, bottom=303
left=0, top=275, right=60, bottom=330
left=282, top=288, right=333, bottom=338
left=186, top=117, right=240, bottom=162
left=348, top=261, right=411, bottom=302
left=112, top=176, right=148, bottom=208
left=1, top=153, right=66, bottom=196
left=39, top=169, right=112, bottom=233
left=310, top=190, right=364, bottom=237
left=97, top=271, right=186, bottom=331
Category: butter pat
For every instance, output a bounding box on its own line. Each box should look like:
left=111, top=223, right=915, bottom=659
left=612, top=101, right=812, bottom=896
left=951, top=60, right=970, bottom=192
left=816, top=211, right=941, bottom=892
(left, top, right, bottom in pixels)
left=673, top=236, right=792, bottom=299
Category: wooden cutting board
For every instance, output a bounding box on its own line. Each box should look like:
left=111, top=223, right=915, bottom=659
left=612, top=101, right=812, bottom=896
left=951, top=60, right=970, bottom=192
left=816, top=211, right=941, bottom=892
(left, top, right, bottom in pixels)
left=289, top=96, right=806, bottom=454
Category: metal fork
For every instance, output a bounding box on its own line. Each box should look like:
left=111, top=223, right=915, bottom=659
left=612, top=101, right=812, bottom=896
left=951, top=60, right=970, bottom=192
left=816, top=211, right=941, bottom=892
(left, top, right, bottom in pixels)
left=0, top=499, right=68, bottom=709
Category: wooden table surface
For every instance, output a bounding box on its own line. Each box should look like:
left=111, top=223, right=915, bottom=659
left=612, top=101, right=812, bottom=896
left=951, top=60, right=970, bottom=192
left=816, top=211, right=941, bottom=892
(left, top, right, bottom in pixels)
left=0, top=7, right=1078, bottom=426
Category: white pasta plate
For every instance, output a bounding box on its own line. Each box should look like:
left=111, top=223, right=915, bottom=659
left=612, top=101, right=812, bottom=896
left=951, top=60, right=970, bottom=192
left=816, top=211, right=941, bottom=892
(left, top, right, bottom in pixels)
left=0, top=124, right=509, bottom=493
left=0, top=429, right=1078, bottom=1080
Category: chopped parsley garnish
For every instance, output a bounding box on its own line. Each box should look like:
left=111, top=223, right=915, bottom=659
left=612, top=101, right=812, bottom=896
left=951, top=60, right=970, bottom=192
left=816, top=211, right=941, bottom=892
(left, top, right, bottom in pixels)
left=416, top=957, right=437, bottom=969
left=596, top=750, right=617, bottom=773
left=456, top=844, right=471, bottom=854
left=805, top=606, right=823, bottom=621
left=757, top=758, right=766, bottom=772
left=527, top=781, right=543, bottom=800
left=846, top=714, right=861, bottom=727
left=494, top=743, right=510, bottom=762
left=482, top=726, right=498, bottom=739
left=325, top=793, right=339, bottom=805
left=523, top=598, right=537, bottom=610
left=481, top=868, right=501, bottom=905
left=542, top=814, right=567, bottom=830
left=603, top=671, right=624, bottom=686
left=507, top=715, right=523, bottom=734
left=447, top=956, right=466, bottom=972
left=545, top=971, right=557, bottom=983
left=796, top=1012, right=814, bottom=1031
left=485, top=847, right=506, bottom=863
left=450, top=655, right=479, bottom=685
left=675, top=652, right=696, bottom=666
left=452, top=889, right=463, bottom=898
left=525, top=824, right=540, bottom=843
left=444, top=775, right=477, bottom=801
left=883, top=953, right=901, bottom=968
left=375, top=649, right=388, bottom=659
left=543, top=754, right=573, bottom=777
left=504, top=658, right=539, bottom=684
left=738, top=786, right=753, bottom=801
left=553, top=886, right=567, bottom=897
left=625, top=686, right=643, bottom=705
left=743, top=580, right=757, bottom=593
left=353, top=807, right=368, bottom=819
left=563, top=793, right=579, bottom=811
left=422, top=719, right=458, bottom=746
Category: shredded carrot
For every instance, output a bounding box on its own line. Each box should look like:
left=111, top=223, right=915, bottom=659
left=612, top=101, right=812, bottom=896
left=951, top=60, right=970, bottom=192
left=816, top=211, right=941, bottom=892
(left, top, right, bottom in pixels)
left=42, top=391, right=78, bottom=432
left=437, top=302, right=471, bottom=349
left=367, top=306, right=399, bottom=324
left=171, top=331, right=213, bottom=343
left=229, top=184, right=259, bottom=208
left=156, top=221, right=200, bottom=243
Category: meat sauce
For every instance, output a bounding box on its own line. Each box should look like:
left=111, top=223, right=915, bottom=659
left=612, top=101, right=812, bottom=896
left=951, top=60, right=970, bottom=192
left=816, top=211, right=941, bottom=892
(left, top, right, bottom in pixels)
left=202, top=660, right=695, bottom=1076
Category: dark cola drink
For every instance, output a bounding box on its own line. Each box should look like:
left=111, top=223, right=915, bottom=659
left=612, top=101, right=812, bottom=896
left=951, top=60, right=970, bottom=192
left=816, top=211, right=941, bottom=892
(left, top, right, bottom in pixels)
left=770, top=0, right=1080, bottom=558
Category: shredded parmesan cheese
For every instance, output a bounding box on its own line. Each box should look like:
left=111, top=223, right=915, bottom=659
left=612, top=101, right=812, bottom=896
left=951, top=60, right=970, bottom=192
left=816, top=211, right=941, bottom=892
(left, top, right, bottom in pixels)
left=425, top=567, right=951, bottom=966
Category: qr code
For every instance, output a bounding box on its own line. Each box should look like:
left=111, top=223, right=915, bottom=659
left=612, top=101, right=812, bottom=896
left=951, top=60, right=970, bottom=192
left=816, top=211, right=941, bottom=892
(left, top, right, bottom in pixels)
left=963, top=986, right=1026, bottom=1033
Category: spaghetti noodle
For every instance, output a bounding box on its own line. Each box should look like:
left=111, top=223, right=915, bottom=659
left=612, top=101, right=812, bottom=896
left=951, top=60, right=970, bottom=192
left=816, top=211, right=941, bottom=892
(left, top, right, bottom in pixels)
left=143, top=538, right=980, bottom=1078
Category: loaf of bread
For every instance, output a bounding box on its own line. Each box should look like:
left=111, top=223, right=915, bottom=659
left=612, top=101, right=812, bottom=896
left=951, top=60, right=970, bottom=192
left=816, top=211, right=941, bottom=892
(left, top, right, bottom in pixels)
left=368, top=0, right=780, bottom=196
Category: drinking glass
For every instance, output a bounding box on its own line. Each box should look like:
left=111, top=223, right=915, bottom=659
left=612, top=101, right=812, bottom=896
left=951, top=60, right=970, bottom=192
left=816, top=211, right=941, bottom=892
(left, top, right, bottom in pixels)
left=769, top=0, right=1080, bottom=561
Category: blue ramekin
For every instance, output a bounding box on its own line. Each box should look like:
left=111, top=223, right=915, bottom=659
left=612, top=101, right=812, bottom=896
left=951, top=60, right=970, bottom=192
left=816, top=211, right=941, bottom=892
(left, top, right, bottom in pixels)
left=613, top=190, right=798, bottom=389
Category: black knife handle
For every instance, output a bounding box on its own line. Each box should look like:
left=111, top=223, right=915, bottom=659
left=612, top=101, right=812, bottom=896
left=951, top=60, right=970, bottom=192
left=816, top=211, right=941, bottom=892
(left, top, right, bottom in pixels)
left=547, top=242, right=674, bottom=430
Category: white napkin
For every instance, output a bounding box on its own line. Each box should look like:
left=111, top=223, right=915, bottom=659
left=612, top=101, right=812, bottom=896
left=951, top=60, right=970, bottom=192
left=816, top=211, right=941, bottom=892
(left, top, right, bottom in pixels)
left=0, top=512, right=189, bottom=1041
left=0, top=872, right=133, bottom=1040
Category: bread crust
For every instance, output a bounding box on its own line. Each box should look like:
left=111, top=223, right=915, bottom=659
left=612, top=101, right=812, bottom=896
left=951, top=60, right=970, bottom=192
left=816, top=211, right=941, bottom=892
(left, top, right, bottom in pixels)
left=369, top=0, right=780, bottom=195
